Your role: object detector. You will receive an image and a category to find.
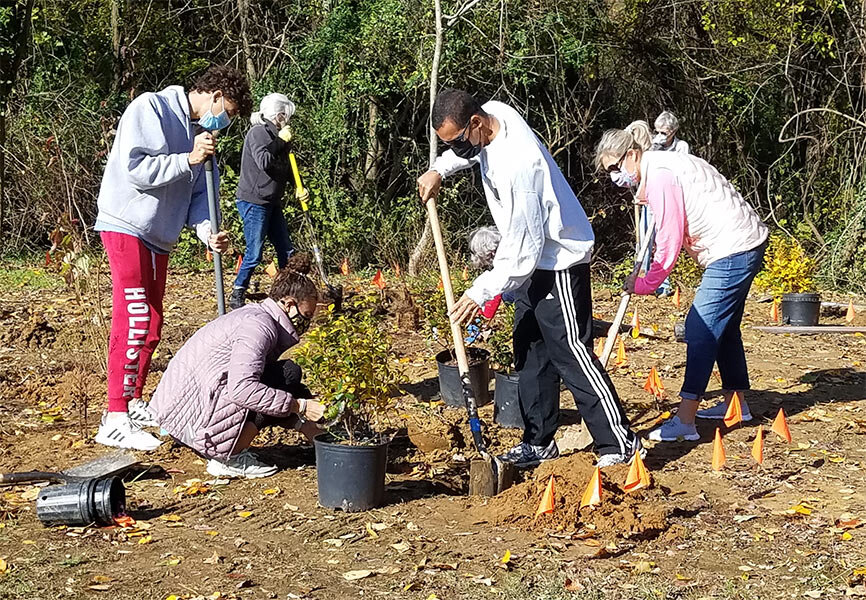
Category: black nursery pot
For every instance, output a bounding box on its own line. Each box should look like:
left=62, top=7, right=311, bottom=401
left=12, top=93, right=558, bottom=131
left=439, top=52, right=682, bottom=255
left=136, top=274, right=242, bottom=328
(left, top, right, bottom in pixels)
left=493, top=371, right=524, bottom=429
left=314, top=434, right=389, bottom=512
left=781, top=292, right=821, bottom=326
left=435, top=347, right=490, bottom=408
left=36, top=477, right=126, bottom=527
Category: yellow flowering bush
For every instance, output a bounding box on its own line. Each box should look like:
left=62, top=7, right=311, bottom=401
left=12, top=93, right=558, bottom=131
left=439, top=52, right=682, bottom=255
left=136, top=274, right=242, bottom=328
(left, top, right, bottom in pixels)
left=293, top=296, right=401, bottom=443
left=754, top=235, right=817, bottom=296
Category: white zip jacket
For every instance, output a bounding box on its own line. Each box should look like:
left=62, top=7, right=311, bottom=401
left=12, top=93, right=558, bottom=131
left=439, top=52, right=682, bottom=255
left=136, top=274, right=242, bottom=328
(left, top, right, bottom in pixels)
left=432, top=101, right=594, bottom=305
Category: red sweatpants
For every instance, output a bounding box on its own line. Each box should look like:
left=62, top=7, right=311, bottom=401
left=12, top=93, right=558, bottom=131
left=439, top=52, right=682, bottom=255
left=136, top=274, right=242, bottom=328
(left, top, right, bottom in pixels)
left=102, top=232, right=169, bottom=412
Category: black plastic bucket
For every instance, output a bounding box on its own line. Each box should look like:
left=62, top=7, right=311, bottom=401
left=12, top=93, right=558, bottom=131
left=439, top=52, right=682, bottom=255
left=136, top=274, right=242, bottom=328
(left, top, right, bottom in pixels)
left=435, top=348, right=490, bottom=408
left=314, top=435, right=389, bottom=512
left=493, top=371, right=523, bottom=429
left=36, top=477, right=126, bottom=527
left=781, top=293, right=821, bottom=326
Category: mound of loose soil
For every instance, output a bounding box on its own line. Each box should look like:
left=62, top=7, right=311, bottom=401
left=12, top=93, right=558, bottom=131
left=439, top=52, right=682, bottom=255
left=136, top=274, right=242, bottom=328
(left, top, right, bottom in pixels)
left=477, top=453, right=671, bottom=540
left=0, top=311, right=55, bottom=349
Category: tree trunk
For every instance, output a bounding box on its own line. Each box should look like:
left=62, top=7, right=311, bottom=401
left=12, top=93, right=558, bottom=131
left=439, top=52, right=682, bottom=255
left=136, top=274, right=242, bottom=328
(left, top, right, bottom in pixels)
left=364, top=99, right=382, bottom=181
left=0, top=0, right=36, bottom=242
left=408, top=0, right=443, bottom=276
left=238, top=0, right=257, bottom=82
left=110, top=0, right=122, bottom=89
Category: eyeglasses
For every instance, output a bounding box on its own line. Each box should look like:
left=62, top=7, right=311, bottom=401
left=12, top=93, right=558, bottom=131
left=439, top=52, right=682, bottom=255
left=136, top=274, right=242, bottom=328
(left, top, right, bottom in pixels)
left=654, top=130, right=673, bottom=137
left=444, top=119, right=472, bottom=147
left=606, top=150, right=629, bottom=173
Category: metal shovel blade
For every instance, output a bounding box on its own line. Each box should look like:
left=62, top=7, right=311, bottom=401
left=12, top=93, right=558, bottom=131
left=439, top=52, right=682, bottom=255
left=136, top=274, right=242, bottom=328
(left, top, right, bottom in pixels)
left=0, top=450, right=141, bottom=485
left=62, top=450, right=140, bottom=479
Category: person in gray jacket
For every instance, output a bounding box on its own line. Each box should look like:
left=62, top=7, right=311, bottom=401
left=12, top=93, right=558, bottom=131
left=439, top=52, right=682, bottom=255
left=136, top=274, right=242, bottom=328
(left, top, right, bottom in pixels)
left=230, top=93, right=299, bottom=309
left=93, top=65, right=252, bottom=451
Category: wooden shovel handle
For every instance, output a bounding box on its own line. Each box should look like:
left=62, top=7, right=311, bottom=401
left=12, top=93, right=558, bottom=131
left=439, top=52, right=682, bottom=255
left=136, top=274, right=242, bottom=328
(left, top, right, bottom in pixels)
left=425, top=197, right=471, bottom=375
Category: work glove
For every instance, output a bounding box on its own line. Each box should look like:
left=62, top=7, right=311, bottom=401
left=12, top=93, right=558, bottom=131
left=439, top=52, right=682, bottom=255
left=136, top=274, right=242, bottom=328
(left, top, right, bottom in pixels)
left=278, top=125, right=293, bottom=143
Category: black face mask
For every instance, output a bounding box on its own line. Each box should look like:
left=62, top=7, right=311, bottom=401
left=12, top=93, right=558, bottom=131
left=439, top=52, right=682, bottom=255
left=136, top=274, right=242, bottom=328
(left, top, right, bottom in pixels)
left=446, top=120, right=483, bottom=159
left=289, top=309, right=311, bottom=335
left=450, top=137, right=482, bottom=159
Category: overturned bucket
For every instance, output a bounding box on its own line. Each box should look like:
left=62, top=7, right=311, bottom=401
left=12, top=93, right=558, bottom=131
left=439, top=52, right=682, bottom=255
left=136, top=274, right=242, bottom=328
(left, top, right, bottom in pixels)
left=36, top=477, right=126, bottom=527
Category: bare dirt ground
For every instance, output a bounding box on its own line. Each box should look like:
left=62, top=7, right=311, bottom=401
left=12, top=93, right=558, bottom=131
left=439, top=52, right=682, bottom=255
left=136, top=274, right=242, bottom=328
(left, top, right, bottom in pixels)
left=0, top=264, right=864, bottom=600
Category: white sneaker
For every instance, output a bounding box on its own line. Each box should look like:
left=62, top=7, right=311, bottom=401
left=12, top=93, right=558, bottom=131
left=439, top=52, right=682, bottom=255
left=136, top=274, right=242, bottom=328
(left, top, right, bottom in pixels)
left=647, top=416, right=700, bottom=442
left=95, top=411, right=162, bottom=451
left=696, top=400, right=753, bottom=422
left=206, top=450, right=278, bottom=479
left=128, top=399, right=159, bottom=428
left=596, top=439, right=647, bottom=468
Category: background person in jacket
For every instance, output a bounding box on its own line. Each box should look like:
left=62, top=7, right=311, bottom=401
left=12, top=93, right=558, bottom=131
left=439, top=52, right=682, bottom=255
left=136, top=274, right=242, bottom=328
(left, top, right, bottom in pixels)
left=595, top=127, right=768, bottom=443
left=230, top=93, right=299, bottom=309
left=417, top=88, right=642, bottom=468
left=652, top=110, right=690, bottom=154
left=93, top=65, right=252, bottom=451
left=151, top=269, right=326, bottom=479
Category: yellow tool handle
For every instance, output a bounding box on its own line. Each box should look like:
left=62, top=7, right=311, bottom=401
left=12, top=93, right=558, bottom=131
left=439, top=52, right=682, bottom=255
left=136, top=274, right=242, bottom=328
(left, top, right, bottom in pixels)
left=289, top=153, right=308, bottom=211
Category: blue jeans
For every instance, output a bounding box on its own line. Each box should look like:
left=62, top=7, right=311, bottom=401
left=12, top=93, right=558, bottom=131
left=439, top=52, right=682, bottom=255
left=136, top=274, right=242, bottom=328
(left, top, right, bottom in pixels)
left=680, top=241, right=767, bottom=400
left=233, top=200, right=294, bottom=290
left=640, top=205, right=672, bottom=294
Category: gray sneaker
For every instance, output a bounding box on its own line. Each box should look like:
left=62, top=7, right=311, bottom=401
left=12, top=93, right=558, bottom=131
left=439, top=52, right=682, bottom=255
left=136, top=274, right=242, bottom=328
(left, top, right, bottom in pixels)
left=647, top=416, right=700, bottom=442
left=596, top=438, right=646, bottom=468
left=497, top=440, right=559, bottom=468
left=696, top=400, right=753, bottom=422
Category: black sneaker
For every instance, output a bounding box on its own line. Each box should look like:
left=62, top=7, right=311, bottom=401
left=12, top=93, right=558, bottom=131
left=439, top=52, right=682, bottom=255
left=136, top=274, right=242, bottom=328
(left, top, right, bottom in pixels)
left=229, top=287, right=246, bottom=310
left=497, top=440, right=559, bottom=468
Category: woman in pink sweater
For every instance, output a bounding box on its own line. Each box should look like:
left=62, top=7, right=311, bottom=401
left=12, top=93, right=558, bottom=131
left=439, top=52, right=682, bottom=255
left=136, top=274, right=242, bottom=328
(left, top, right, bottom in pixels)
left=595, top=128, right=768, bottom=443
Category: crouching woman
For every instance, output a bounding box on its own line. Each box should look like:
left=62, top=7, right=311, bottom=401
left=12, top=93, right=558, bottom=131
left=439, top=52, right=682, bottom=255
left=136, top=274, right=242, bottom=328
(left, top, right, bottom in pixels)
left=150, top=269, right=325, bottom=478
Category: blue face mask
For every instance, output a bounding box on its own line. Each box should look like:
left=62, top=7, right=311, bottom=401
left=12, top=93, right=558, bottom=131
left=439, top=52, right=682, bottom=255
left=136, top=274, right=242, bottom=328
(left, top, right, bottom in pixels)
left=198, top=96, right=231, bottom=131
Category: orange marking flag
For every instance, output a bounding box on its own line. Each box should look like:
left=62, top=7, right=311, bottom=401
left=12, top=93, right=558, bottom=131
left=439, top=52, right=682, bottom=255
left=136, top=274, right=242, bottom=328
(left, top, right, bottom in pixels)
left=624, top=451, right=650, bottom=493
left=535, top=475, right=556, bottom=517
left=372, top=269, right=386, bottom=290
left=723, top=392, right=744, bottom=428
left=580, top=467, right=602, bottom=509
left=751, top=425, right=764, bottom=465
left=712, top=428, right=726, bottom=471
left=846, top=299, right=856, bottom=324
left=771, top=408, right=792, bottom=443
left=340, top=257, right=350, bottom=276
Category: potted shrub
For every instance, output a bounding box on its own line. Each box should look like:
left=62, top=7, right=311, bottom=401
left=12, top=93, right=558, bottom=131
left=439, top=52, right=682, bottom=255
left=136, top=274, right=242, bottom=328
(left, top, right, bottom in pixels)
left=293, top=298, right=402, bottom=512
left=485, top=302, right=523, bottom=429
left=755, top=235, right=820, bottom=326
left=416, top=280, right=490, bottom=408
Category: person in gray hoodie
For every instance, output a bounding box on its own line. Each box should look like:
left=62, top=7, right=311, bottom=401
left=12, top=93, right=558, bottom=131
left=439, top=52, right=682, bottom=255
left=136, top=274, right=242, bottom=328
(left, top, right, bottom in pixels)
left=93, top=65, right=252, bottom=451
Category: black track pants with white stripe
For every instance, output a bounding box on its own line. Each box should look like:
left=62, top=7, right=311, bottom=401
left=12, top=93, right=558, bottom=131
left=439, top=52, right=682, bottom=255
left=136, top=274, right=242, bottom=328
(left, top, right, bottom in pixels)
left=513, top=263, right=636, bottom=455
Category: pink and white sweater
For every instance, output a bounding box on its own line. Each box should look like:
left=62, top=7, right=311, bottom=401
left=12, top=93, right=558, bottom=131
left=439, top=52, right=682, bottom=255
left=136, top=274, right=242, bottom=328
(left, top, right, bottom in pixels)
left=634, top=151, right=768, bottom=295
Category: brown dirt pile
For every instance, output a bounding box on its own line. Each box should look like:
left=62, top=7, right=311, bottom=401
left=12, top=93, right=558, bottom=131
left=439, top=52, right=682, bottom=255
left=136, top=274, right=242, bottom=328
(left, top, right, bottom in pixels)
left=478, top=453, right=672, bottom=539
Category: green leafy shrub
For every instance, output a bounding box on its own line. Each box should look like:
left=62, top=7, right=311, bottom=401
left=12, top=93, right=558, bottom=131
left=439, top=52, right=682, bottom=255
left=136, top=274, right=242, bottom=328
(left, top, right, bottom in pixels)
left=754, top=234, right=817, bottom=296
left=484, top=301, right=515, bottom=372
left=410, top=275, right=471, bottom=350
left=293, top=296, right=401, bottom=443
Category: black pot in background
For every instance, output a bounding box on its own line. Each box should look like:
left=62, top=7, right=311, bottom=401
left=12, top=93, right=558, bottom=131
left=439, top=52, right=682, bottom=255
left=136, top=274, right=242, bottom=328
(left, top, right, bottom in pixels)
left=781, top=292, right=821, bottom=326
left=493, top=371, right=523, bottom=429
left=314, top=434, right=389, bottom=512
left=435, top=347, right=490, bottom=408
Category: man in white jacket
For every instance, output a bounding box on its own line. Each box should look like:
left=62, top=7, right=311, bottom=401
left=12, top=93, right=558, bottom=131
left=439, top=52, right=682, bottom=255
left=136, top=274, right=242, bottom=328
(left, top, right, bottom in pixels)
left=417, top=89, right=641, bottom=468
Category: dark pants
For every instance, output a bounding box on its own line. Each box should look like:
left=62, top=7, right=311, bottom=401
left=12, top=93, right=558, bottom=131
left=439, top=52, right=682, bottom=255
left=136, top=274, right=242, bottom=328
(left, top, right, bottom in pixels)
left=513, top=263, right=636, bottom=456
left=233, top=200, right=294, bottom=290
left=247, top=360, right=311, bottom=430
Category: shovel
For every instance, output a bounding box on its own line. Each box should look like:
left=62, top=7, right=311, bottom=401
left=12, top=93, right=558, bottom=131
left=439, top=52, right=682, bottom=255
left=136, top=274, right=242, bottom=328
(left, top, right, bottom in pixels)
left=289, top=153, right=343, bottom=310
left=599, top=216, right=656, bottom=368
left=204, top=155, right=226, bottom=316
left=423, top=194, right=514, bottom=496
left=0, top=450, right=141, bottom=485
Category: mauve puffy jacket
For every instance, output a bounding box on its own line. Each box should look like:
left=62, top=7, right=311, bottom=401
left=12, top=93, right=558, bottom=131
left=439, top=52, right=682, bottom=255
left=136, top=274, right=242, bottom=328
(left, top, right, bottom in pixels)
left=151, top=298, right=301, bottom=459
